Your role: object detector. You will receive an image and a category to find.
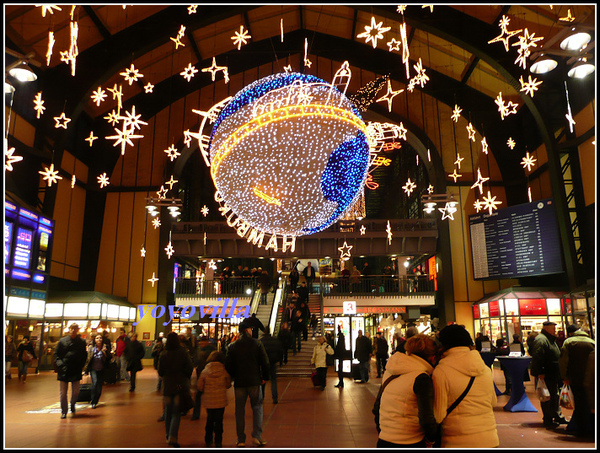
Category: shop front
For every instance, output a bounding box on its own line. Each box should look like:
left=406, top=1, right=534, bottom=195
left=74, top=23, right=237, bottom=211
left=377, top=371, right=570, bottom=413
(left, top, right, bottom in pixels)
left=471, top=287, right=582, bottom=349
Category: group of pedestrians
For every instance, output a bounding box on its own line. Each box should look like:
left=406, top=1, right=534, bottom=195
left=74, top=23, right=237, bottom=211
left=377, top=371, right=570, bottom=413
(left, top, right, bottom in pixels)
left=5, top=334, right=37, bottom=383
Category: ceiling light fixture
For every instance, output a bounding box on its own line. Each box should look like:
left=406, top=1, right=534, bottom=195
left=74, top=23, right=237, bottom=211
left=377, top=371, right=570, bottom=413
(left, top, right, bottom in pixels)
left=560, top=31, right=591, bottom=51
left=7, top=61, right=37, bottom=82
left=568, top=59, right=595, bottom=78
left=530, top=56, right=558, bottom=74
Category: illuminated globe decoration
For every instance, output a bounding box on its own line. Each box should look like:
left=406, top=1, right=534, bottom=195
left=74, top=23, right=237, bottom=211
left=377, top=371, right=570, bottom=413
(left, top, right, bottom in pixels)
left=209, top=72, right=370, bottom=237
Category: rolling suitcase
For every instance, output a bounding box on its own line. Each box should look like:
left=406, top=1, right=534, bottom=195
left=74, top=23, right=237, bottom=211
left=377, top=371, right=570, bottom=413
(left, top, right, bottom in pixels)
left=104, top=360, right=119, bottom=384
left=351, top=362, right=362, bottom=381
left=311, top=370, right=322, bottom=387
left=77, top=375, right=93, bottom=402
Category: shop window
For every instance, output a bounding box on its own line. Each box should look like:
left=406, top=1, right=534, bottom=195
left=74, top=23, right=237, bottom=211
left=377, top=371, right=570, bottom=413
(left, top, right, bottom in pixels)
left=504, top=299, right=518, bottom=316
left=547, top=298, right=561, bottom=315
left=480, top=302, right=489, bottom=318
left=573, top=297, right=587, bottom=312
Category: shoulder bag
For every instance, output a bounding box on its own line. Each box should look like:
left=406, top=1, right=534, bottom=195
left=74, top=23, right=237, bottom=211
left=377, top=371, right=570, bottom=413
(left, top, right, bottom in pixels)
left=372, top=374, right=401, bottom=433
left=22, top=350, right=34, bottom=363
left=434, top=376, right=476, bottom=447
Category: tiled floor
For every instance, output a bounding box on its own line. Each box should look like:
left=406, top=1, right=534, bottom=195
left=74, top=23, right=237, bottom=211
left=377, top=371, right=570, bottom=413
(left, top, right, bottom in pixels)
left=4, top=364, right=596, bottom=449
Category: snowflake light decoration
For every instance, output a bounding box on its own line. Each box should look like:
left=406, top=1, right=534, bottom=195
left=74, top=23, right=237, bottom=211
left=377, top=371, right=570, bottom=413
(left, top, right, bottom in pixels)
left=376, top=79, right=404, bottom=112
left=202, top=57, right=228, bottom=82
left=97, top=172, right=110, bottom=188
left=164, top=145, right=181, bottom=161
left=495, top=92, right=519, bottom=120
left=148, top=272, right=159, bottom=287
left=471, top=168, right=490, bottom=195
left=512, top=28, right=544, bottom=69
left=54, top=112, right=71, bottom=129
left=105, top=125, right=144, bottom=155
left=152, top=218, right=161, bottom=229
left=120, top=64, right=144, bottom=85
left=488, top=15, right=522, bottom=52
left=5, top=146, right=23, bottom=171
left=39, top=163, right=63, bottom=187
left=451, top=104, right=462, bottom=122
left=519, top=75, right=543, bottom=97
left=104, top=110, right=120, bottom=127
left=201, top=205, right=209, bottom=217
left=165, top=241, right=175, bottom=259
left=91, top=87, right=107, bottom=106
left=482, top=190, right=502, bottom=215
left=521, top=151, right=537, bottom=171
left=357, top=16, right=391, bottom=49
left=402, top=177, right=417, bottom=196
left=33, top=92, right=46, bottom=118
left=232, top=25, right=251, bottom=50
left=85, top=131, right=98, bottom=147
left=507, top=137, right=516, bottom=149
left=473, top=199, right=484, bottom=213
left=338, top=241, right=353, bottom=260
left=119, top=105, right=147, bottom=132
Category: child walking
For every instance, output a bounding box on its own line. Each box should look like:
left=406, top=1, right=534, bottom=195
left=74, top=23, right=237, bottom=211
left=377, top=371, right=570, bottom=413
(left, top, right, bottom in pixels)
left=197, top=350, right=231, bottom=448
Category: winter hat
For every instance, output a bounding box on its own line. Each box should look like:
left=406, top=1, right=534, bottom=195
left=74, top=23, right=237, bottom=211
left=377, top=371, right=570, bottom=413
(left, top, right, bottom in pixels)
left=439, top=324, right=473, bottom=349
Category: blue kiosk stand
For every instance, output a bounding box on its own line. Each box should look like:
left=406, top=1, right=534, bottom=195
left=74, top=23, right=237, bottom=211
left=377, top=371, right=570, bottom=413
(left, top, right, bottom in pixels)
left=497, top=356, right=537, bottom=412
left=480, top=352, right=503, bottom=396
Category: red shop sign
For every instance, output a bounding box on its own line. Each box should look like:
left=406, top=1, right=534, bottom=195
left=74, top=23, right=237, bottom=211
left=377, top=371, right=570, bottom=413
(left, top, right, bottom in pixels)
left=489, top=301, right=500, bottom=317
left=473, top=304, right=480, bottom=319
left=519, top=299, right=547, bottom=316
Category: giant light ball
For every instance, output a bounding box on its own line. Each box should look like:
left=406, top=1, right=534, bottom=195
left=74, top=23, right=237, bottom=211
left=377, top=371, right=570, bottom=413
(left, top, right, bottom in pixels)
left=209, top=72, right=370, bottom=236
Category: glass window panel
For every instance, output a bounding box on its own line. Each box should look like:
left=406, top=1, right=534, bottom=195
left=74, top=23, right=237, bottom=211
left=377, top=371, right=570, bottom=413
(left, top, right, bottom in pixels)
left=101, top=303, right=108, bottom=319
left=129, top=307, right=137, bottom=321
left=573, top=297, right=587, bottom=312
left=119, top=306, right=129, bottom=320
left=107, top=304, right=120, bottom=319
left=6, top=296, right=29, bottom=315
left=88, top=303, right=101, bottom=318
left=45, top=303, right=64, bottom=318
left=29, top=299, right=45, bottom=317
left=504, top=298, right=518, bottom=316
left=480, top=302, right=489, bottom=318
left=63, top=303, right=89, bottom=318
left=547, top=298, right=561, bottom=315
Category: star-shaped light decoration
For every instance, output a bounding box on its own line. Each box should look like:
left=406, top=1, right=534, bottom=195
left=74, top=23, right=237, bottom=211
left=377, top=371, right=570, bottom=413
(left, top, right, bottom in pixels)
left=188, top=5, right=198, bottom=14
left=39, top=163, right=63, bottom=187
left=97, top=172, right=110, bottom=188
left=105, top=125, right=144, bottom=155
left=386, top=220, right=393, bottom=245
left=157, top=185, right=168, bottom=200
left=386, top=38, right=401, bottom=52
left=410, top=58, right=430, bottom=89
left=170, top=25, right=186, bottom=49
left=559, top=9, right=575, bottom=22
left=144, top=82, right=154, bottom=93
left=152, top=217, right=161, bottom=229
left=164, top=145, right=181, bottom=161
left=303, top=38, right=312, bottom=68
left=451, top=104, right=462, bottom=122
left=466, top=122, right=476, bottom=141
left=438, top=202, right=456, bottom=221
left=399, top=22, right=410, bottom=79
left=119, top=105, right=148, bottom=132
left=71, top=174, right=76, bottom=188
left=519, top=75, right=543, bottom=97
left=283, top=64, right=293, bottom=73
left=512, top=28, right=544, bottom=69
left=448, top=168, right=462, bottom=183
left=91, top=87, right=107, bottom=106
left=38, top=5, right=62, bottom=17
left=507, top=137, right=516, bottom=149
left=148, top=272, right=159, bottom=287
left=396, top=5, right=407, bottom=14
left=565, top=111, right=576, bottom=133
left=481, top=136, right=489, bottom=154
left=104, top=110, right=120, bottom=127
left=46, top=31, right=55, bottom=66
left=180, top=63, right=198, bottom=82
left=5, top=146, right=23, bottom=171
left=473, top=199, right=484, bottom=213
left=120, top=63, right=143, bottom=86
left=33, top=92, right=46, bottom=118
left=402, top=177, right=417, bottom=196
left=357, top=16, right=391, bottom=49
left=232, top=25, right=251, bottom=50
left=165, top=242, right=175, bottom=259
left=201, top=57, right=228, bottom=82
left=140, top=247, right=146, bottom=258
left=338, top=241, right=353, bottom=261
left=360, top=225, right=366, bottom=235
left=107, top=84, right=123, bottom=112
left=488, top=15, right=522, bottom=52
left=521, top=152, right=537, bottom=171
left=482, top=190, right=502, bottom=215
left=165, top=175, right=178, bottom=189
left=495, top=92, right=519, bottom=120
left=201, top=205, right=209, bottom=217
left=422, top=5, right=434, bottom=13
left=471, top=168, right=490, bottom=195
left=376, top=79, right=404, bottom=112
left=54, top=112, right=72, bottom=129
left=427, top=184, right=434, bottom=194
left=454, top=153, right=464, bottom=169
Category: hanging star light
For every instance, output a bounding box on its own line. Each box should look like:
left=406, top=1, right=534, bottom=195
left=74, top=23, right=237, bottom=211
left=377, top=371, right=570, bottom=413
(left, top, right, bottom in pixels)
left=338, top=241, right=353, bottom=260
left=448, top=168, right=462, bottom=183
left=427, top=184, right=434, bottom=194
left=473, top=199, right=484, bottom=213
left=565, top=111, right=576, bottom=133
left=164, top=144, right=181, bottom=161
left=357, top=16, right=392, bottom=49
left=303, top=37, right=312, bottom=68
left=39, top=163, right=63, bottom=187
left=148, top=272, right=159, bottom=287
left=376, top=79, right=404, bottom=112
left=165, top=241, right=175, bottom=259
left=527, top=187, right=532, bottom=203
left=107, top=84, right=123, bottom=112
left=488, top=15, right=522, bottom=52
left=170, top=25, right=186, bottom=49
left=71, top=174, right=76, bottom=188
left=97, top=172, right=110, bottom=188
left=5, top=146, right=23, bottom=171
left=152, top=217, right=161, bottom=229
left=471, top=168, right=490, bottom=195
left=283, top=64, right=293, bottom=73
left=201, top=205, right=209, bottom=217
left=399, top=22, right=410, bottom=79
left=386, top=220, right=393, bottom=245
left=144, top=82, right=154, bottom=93
left=57, top=19, right=79, bottom=76
left=519, top=75, right=543, bottom=97
left=512, top=28, right=544, bottom=69
left=37, top=5, right=62, bottom=17
left=507, top=137, right=516, bottom=149
left=410, top=58, right=430, bottom=88
left=422, top=5, right=434, bottom=12
left=165, top=175, right=178, bottom=189
left=91, top=87, right=107, bottom=106
left=232, top=25, right=251, bottom=50
left=481, top=137, right=489, bottom=154
left=438, top=202, right=456, bottom=220
left=397, top=5, right=407, bottom=14
left=559, top=9, right=575, bottom=22
left=46, top=31, right=55, bottom=66
left=188, top=5, right=198, bottom=14
left=451, top=104, right=462, bottom=122
left=454, top=153, right=464, bottom=169
left=402, top=177, right=417, bottom=196
left=33, top=92, right=46, bottom=118
left=84, top=131, right=98, bottom=147
left=157, top=185, right=168, bottom=200
left=120, top=63, right=144, bottom=85
left=521, top=151, right=537, bottom=171
left=180, top=63, right=198, bottom=82
left=466, top=123, right=476, bottom=141
left=104, top=110, right=120, bottom=126
left=105, top=125, right=144, bottom=155
left=482, top=190, right=502, bottom=215
left=386, top=38, right=401, bottom=52
left=495, top=92, right=519, bottom=120
left=54, top=112, right=71, bottom=129
left=202, top=57, right=228, bottom=82
left=119, top=105, right=148, bottom=132
left=360, top=224, right=366, bottom=235
left=140, top=247, right=146, bottom=257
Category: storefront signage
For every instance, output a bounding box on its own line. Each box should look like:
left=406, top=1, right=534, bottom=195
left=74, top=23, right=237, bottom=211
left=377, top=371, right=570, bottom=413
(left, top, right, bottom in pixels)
left=519, top=298, right=547, bottom=316
left=343, top=301, right=356, bottom=315
left=324, top=306, right=407, bottom=314
left=473, top=304, right=480, bottom=319
left=489, top=300, right=500, bottom=317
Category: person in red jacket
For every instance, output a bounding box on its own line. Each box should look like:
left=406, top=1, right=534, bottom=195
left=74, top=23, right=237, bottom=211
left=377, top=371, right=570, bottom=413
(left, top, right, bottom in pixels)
left=115, top=328, right=130, bottom=382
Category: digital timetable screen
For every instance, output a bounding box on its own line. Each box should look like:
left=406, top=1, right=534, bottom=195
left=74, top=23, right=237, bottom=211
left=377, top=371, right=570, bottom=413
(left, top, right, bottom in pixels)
left=13, top=227, right=33, bottom=269
left=469, top=199, right=564, bottom=280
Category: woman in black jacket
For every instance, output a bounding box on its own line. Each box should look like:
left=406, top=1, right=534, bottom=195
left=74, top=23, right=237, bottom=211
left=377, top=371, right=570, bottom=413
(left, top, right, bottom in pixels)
left=125, top=332, right=145, bottom=392
left=16, top=336, right=36, bottom=383
left=158, top=332, right=194, bottom=448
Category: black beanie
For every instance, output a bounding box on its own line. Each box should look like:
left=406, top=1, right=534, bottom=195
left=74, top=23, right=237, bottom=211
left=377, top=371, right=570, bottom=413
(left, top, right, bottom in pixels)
left=439, top=324, right=473, bottom=349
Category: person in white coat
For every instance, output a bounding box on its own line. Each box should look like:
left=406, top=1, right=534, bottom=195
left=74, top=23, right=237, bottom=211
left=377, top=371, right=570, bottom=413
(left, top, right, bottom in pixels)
left=432, top=324, right=499, bottom=448
left=311, top=336, right=334, bottom=390
left=377, top=334, right=439, bottom=448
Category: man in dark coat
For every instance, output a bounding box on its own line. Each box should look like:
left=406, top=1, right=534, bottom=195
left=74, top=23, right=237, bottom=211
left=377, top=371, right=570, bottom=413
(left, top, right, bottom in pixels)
left=354, top=329, right=373, bottom=383
left=225, top=321, right=270, bottom=447
left=301, top=262, right=315, bottom=293
left=334, top=325, right=347, bottom=388
left=260, top=328, right=284, bottom=404
left=277, top=322, right=292, bottom=365
left=245, top=313, right=266, bottom=339
left=54, top=323, right=87, bottom=418
left=290, top=309, right=304, bottom=354
left=125, top=332, right=145, bottom=392
left=297, top=281, right=309, bottom=305
left=531, top=321, right=567, bottom=429
left=374, top=331, right=389, bottom=378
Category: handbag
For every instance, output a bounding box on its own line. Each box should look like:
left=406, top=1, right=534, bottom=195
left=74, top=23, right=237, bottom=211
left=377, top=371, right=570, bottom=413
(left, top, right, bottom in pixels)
left=178, top=385, right=195, bottom=413
left=22, top=350, right=33, bottom=363
left=536, top=378, right=551, bottom=402
left=559, top=384, right=574, bottom=410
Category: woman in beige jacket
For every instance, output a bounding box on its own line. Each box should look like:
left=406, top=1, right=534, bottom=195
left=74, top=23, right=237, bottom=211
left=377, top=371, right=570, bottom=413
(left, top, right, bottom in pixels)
left=311, top=336, right=334, bottom=390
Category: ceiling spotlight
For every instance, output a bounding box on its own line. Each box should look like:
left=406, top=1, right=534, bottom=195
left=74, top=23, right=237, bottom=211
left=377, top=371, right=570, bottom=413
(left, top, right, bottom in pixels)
left=530, top=57, right=558, bottom=74
left=5, top=80, right=15, bottom=94
left=8, top=61, right=37, bottom=82
left=560, top=31, right=591, bottom=52
left=568, top=59, right=595, bottom=79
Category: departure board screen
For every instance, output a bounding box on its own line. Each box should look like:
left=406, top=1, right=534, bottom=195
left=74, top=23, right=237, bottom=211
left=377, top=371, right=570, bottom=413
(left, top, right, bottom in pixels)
left=469, top=199, right=564, bottom=280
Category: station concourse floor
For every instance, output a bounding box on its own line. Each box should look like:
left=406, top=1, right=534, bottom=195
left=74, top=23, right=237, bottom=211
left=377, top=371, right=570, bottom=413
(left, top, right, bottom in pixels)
left=4, top=364, right=596, bottom=450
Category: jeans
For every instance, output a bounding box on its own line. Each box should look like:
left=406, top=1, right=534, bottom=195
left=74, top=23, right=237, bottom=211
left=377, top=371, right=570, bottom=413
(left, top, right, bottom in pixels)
left=18, top=361, right=28, bottom=378
left=292, top=331, right=302, bottom=353
left=234, top=386, right=263, bottom=442
left=261, top=364, right=278, bottom=402
left=90, top=369, right=104, bottom=405
left=59, top=380, right=81, bottom=415
left=376, top=356, right=387, bottom=377
left=164, top=394, right=182, bottom=441
left=192, top=389, right=202, bottom=418
left=6, top=360, right=12, bottom=377
left=129, top=370, right=138, bottom=390
left=359, top=360, right=370, bottom=382
left=118, top=355, right=129, bottom=381
left=205, top=408, right=225, bottom=444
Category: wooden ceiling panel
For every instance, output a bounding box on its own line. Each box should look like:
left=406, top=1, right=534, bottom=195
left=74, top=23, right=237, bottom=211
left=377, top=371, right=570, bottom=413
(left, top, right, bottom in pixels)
left=304, top=5, right=355, bottom=39
left=94, top=5, right=167, bottom=36
left=193, top=14, right=244, bottom=59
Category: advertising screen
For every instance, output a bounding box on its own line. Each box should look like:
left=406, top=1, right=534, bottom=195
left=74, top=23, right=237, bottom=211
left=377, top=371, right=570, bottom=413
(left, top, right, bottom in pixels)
left=5, top=220, right=13, bottom=265
left=13, top=227, right=33, bottom=269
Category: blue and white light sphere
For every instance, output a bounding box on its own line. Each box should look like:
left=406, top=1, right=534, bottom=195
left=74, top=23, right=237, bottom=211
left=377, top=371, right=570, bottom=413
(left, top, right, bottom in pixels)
left=209, top=72, right=370, bottom=236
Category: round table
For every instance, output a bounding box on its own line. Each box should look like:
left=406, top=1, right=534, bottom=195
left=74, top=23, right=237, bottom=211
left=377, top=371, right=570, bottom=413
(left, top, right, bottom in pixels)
left=480, top=352, right=503, bottom=396
left=497, top=356, right=537, bottom=412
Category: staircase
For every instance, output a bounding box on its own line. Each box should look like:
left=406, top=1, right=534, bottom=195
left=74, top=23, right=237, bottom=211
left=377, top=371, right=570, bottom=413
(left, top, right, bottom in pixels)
left=254, top=291, right=274, bottom=332
left=276, top=337, right=319, bottom=377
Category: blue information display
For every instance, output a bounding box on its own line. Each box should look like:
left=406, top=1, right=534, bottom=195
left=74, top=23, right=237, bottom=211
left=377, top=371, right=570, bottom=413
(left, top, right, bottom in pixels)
left=469, top=199, right=564, bottom=280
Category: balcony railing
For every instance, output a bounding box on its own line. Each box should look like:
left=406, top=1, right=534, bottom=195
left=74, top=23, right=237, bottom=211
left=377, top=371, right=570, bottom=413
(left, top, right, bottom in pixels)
left=175, top=277, right=258, bottom=298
